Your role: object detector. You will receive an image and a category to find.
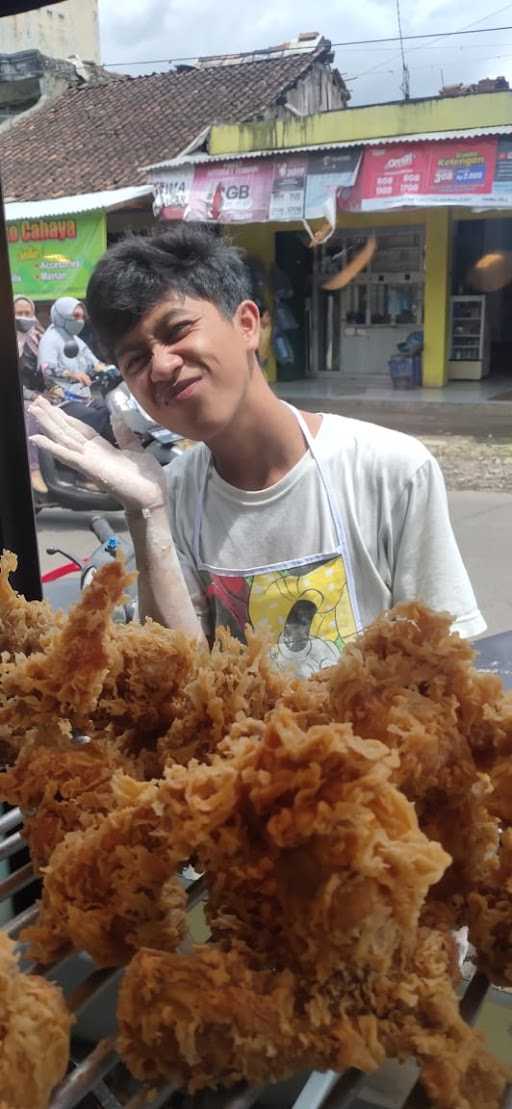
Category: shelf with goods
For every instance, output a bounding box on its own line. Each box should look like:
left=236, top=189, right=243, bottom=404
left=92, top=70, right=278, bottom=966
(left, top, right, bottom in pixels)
left=448, top=295, right=489, bottom=381
left=316, top=225, right=425, bottom=379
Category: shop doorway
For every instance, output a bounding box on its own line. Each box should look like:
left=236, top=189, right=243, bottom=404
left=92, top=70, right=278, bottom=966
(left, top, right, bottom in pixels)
left=274, top=230, right=313, bottom=381
left=452, top=218, right=512, bottom=386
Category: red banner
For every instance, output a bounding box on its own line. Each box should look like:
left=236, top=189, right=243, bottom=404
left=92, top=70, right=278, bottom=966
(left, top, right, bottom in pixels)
left=359, top=138, right=498, bottom=209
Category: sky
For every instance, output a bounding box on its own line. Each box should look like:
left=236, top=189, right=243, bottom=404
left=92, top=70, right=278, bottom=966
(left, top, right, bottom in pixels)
left=98, top=0, right=512, bottom=105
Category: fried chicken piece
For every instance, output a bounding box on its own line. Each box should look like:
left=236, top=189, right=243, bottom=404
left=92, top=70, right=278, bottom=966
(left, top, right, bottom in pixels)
left=0, top=931, right=71, bottom=1109
left=0, top=550, right=62, bottom=658
left=157, top=627, right=286, bottom=767
left=199, top=708, right=449, bottom=981
left=22, top=788, right=187, bottom=966
left=118, top=946, right=315, bottom=1091
left=115, top=706, right=509, bottom=1109
left=93, top=618, right=199, bottom=763
left=119, top=936, right=510, bottom=1108
left=0, top=559, right=131, bottom=757
left=0, top=741, right=136, bottom=869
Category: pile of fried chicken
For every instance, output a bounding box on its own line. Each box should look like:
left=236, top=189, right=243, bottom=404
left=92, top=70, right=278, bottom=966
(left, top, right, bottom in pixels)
left=0, top=551, right=511, bottom=1109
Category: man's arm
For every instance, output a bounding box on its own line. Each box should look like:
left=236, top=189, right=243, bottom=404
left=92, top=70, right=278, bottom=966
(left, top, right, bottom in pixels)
left=125, top=503, right=206, bottom=639
left=29, top=398, right=205, bottom=642
left=389, top=455, right=486, bottom=638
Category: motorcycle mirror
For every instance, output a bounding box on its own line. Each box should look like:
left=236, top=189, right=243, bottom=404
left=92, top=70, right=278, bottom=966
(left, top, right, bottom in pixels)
left=63, top=340, right=79, bottom=358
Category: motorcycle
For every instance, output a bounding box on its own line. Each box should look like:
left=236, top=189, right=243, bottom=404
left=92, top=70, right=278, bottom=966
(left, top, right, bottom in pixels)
left=42, top=514, right=137, bottom=618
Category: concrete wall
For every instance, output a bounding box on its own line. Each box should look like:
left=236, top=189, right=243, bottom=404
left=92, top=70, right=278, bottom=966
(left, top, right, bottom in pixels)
left=210, top=91, right=512, bottom=156
left=0, top=0, right=100, bottom=64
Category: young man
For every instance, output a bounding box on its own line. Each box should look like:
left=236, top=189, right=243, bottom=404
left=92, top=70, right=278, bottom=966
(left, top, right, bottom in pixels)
left=31, top=224, right=485, bottom=676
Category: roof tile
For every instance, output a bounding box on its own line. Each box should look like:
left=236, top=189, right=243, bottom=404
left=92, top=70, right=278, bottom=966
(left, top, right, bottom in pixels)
left=0, top=52, right=327, bottom=200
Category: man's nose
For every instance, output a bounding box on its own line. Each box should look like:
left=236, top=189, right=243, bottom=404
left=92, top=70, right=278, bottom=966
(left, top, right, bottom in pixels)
left=150, top=343, right=183, bottom=381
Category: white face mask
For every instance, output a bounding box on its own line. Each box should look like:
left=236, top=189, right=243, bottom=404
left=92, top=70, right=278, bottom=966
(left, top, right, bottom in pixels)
left=64, top=318, right=85, bottom=336
left=15, top=316, right=36, bottom=333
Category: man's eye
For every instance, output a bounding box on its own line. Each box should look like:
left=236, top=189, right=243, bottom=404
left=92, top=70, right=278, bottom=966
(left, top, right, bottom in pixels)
left=124, top=354, right=146, bottom=376
left=168, top=321, right=191, bottom=342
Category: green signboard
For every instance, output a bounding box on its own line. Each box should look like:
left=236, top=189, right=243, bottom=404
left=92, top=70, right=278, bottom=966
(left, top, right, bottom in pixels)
left=7, top=210, right=106, bottom=301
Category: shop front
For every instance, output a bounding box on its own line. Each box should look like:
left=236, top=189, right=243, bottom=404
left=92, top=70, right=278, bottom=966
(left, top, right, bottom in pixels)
left=149, top=128, right=512, bottom=390
left=4, top=185, right=153, bottom=324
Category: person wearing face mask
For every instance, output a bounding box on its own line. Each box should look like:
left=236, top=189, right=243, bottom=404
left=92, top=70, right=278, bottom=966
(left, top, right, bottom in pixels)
left=38, top=296, right=98, bottom=400
left=38, top=296, right=115, bottom=442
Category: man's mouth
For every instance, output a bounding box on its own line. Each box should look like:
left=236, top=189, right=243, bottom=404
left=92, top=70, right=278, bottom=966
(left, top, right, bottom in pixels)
left=153, top=376, right=202, bottom=405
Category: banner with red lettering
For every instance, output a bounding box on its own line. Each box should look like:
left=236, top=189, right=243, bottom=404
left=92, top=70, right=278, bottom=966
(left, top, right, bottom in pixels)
left=7, top=211, right=106, bottom=300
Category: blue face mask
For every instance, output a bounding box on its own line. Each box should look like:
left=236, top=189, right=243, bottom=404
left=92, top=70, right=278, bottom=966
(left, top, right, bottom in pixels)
left=64, top=318, right=84, bottom=336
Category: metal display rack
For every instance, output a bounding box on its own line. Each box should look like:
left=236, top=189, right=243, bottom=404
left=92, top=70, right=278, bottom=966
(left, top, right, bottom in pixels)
left=1, top=805, right=510, bottom=1109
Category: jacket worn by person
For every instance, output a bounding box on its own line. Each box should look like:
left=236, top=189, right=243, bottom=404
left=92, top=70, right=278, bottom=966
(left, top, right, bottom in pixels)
left=38, top=297, right=96, bottom=402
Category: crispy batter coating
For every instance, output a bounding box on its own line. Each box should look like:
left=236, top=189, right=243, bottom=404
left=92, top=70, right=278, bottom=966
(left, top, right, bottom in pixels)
left=22, top=789, right=187, bottom=966
left=0, top=741, right=136, bottom=869
left=0, top=559, right=131, bottom=756
left=116, top=707, right=509, bottom=1107
left=0, top=932, right=71, bottom=1109
left=157, top=627, right=287, bottom=767
left=0, top=550, right=61, bottom=658
left=1, top=559, right=511, bottom=1104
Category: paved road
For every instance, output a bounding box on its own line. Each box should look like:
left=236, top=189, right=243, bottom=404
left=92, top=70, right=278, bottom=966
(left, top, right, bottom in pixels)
left=447, top=491, right=512, bottom=638
left=35, top=490, right=512, bottom=638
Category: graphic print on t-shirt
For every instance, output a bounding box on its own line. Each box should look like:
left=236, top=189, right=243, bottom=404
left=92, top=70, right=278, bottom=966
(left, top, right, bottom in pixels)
left=205, top=555, right=357, bottom=678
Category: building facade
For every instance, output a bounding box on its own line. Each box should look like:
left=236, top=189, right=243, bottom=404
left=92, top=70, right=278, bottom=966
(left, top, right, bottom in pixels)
left=0, top=0, right=100, bottom=63
left=151, top=91, right=512, bottom=391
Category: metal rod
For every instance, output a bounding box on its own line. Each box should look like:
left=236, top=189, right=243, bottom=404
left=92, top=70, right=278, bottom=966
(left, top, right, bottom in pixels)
left=0, top=830, right=25, bottom=862
left=187, top=873, right=207, bottom=910
left=67, top=967, right=121, bottom=1014
left=26, top=947, right=75, bottom=978
left=319, top=1069, right=367, bottom=1109
left=292, top=1071, right=341, bottom=1109
left=0, top=807, right=22, bottom=836
left=215, top=1084, right=261, bottom=1108
left=124, top=1083, right=180, bottom=1108
left=0, top=861, right=34, bottom=901
left=3, top=900, right=39, bottom=937
left=459, top=971, right=491, bottom=1026
left=49, top=1038, right=118, bottom=1109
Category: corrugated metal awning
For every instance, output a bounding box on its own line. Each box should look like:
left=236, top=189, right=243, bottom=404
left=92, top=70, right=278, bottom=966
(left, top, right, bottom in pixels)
left=4, top=184, right=152, bottom=221
left=147, top=124, right=512, bottom=171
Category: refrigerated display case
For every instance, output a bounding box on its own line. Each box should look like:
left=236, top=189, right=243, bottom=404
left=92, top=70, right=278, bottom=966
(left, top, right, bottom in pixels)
left=448, top=295, right=490, bottom=381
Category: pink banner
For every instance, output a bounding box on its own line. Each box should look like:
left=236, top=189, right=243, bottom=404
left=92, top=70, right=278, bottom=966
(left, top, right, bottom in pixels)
left=187, top=161, right=274, bottom=222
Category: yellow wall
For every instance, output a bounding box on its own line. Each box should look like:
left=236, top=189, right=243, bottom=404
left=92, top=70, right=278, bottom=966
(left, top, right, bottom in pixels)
left=210, top=92, right=512, bottom=156
left=235, top=210, right=449, bottom=388
left=230, top=224, right=277, bottom=383
left=423, top=209, right=451, bottom=387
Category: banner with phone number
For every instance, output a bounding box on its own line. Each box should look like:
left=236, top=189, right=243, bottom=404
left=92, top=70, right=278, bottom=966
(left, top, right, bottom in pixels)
left=7, top=210, right=106, bottom=301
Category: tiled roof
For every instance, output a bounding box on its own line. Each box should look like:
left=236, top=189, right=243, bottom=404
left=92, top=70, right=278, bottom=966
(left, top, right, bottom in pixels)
left=0, top=49, right=331, bottom=201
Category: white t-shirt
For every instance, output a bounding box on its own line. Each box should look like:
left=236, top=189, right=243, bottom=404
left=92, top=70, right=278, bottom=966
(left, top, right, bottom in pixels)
left=167, top=414, right=485, bottom=645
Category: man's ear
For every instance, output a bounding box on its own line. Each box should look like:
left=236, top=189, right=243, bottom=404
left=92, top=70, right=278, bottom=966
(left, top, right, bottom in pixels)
left=235, top=300, right=260, bottom=352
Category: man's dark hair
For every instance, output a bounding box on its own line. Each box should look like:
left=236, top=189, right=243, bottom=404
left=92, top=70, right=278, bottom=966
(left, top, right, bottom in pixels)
left=86, top=223, right=253, bottom=360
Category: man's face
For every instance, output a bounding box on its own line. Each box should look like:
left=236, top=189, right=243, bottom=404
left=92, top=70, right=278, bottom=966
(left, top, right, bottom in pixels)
left=116, top=294, right=260, bottom=441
